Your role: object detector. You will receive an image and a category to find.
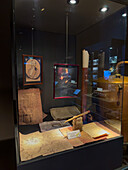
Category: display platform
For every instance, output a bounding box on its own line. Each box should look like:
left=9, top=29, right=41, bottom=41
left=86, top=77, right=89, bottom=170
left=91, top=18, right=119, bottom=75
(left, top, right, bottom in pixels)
left=19, top=122, right=120, bottom=162
left=18, top=121, right=123, bottom=170
left=18, top=135, right=123, bottom=170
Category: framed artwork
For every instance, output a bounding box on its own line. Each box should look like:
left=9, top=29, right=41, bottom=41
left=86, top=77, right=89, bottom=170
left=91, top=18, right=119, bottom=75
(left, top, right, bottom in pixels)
left=22, top=54, right=43, bottom=86
left=54, top=63, right=79, bottom=99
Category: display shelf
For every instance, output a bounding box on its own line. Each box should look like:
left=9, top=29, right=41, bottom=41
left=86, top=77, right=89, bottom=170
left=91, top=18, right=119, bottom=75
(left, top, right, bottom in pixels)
left=17, top=136, right=123, bottom=170
left=86, top=94, right=120, bottom=103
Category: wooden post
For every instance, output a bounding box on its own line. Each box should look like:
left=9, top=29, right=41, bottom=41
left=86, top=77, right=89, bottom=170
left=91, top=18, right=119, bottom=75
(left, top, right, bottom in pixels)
left=81, top=50, right=89, bottom=123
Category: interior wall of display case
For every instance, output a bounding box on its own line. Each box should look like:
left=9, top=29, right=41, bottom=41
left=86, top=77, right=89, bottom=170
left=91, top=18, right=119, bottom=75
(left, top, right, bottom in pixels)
left=75, top=6, right=128, bottom=142
left=76, top=7, right=127, bottom=111
left=16, top=28, right=76, bottom=113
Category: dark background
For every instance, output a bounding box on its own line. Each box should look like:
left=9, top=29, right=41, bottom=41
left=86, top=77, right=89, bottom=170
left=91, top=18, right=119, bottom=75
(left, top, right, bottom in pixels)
left=16, top=29, right=76, bottom=113
left=0, top=0, right=16, bottom=169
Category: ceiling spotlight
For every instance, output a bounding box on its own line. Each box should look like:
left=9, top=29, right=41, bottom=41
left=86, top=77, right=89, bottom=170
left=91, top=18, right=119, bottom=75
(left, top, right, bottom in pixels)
left=67, top=0, right=79, bottom=5
left=100, top=7, right=109, bottom=13
left=41, top=8, right=45, bottom=12
left=109, top=47, right=113, bottom=50
left=122, top=13, right=127, bottom=17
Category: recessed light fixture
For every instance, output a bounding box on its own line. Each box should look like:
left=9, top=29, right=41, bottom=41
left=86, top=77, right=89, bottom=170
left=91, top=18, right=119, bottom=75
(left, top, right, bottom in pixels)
left=100, top=7, right=109, bottom=13
left=109, top=47, right=113, bottom=50
left=122, top=13, right=127, bottom=17
left=67, top=0, right=79, bottom=5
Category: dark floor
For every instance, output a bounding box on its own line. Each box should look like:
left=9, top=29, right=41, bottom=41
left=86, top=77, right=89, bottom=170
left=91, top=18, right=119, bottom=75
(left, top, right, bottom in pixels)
left=117, top=145, right=128, bottom=170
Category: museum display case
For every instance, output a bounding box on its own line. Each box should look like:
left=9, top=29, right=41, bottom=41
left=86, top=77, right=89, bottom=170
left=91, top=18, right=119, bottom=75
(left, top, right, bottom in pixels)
left=13, top=0, right=128, bottom=169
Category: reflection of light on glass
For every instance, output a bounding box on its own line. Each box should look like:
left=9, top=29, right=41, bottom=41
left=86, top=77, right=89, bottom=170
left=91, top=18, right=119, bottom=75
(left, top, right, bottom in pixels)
left=96, top=130, right=109, bottom=136
left=93, top=82, right=97, bottom=87
left=55, top=81, right=58, bottom=86
left=109, top=67, right=114, bottom=72
left=122, top=13, right=127, bottom=17
left=109, top=47, right=112, bottom=50
left=41, top=8, right=45, bottom=12
left=93, top=59, right=99, bottom=66
left=93, top=67, right=98, bottom=73
left=60, top=76, right=64, bottom=80
left=97, top=87, right=103, bottom=91
left=71, top=80, right=76, bottom=84
left=65, top=80, right=68, bottom=83
left=24, top=63, right=34, bottom=65
left=93, top=75, right=98, bottom=80
left=109, top=56, right=117, bottom=64
left=24, top=138, right=40, bottom=145
left=65, top=68, right=68, bottom=74
left=93, top=67, right=98, bottom=71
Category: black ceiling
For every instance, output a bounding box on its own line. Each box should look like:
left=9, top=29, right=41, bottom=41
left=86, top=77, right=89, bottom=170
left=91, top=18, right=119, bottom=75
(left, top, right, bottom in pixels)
left=15, top=0, right=125, bottom=35
left=110, top=0, right=128, bottom=5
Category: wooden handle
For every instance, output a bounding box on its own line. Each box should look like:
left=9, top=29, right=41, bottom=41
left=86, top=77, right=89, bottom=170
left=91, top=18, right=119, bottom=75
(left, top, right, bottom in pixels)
left=64, top=110, right=90, bottom=123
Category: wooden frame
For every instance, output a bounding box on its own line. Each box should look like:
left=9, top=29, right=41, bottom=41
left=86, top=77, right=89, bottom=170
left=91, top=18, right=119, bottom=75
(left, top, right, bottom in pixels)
left=53, top=63, right=79, bottom=99
left=22, top=54, right=43, bottom=86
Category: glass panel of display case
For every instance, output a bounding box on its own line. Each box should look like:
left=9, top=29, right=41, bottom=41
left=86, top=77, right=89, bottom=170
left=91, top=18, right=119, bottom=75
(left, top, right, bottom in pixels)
left=14, top=0, right=127, bottom=165
left=93, top=74, right=98, bottom=80
left=93, top=59, right=99, bottom=66
left=109, top=56, right=118, bottom=64
left=93, top=67, right=98, bottom=73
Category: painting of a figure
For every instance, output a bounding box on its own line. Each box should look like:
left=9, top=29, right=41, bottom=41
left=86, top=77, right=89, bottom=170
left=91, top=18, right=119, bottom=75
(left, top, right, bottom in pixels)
left=54, top=64, right=79, bottom=99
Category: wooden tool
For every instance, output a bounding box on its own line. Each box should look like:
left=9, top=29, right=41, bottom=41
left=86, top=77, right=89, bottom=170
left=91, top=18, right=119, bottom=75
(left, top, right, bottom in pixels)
left=64, top=110, right=90, bottom=123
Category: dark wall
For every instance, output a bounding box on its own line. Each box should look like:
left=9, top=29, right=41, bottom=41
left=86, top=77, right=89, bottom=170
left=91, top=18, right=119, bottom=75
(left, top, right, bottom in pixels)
left=76, top=7, right=127, bottom=88
left=0, top=0, right=16, bottom=169
left=16, top=29, right=76, bottom=113
left=76, top=7, right=127, bottom=50
left=0, top=0, right=15, bottom=142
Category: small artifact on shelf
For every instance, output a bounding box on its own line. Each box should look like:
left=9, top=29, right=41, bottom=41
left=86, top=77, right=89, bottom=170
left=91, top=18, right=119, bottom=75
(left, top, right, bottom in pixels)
left=72, top=117, right=83, bottom=131
left=64, top=110, right=90, bottom=131
left=39, top=120, right=71, bottom=132
left=82, top=122, right=109, bottom=139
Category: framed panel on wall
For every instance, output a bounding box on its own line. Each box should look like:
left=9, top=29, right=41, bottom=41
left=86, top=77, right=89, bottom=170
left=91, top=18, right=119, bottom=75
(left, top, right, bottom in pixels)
left=53, top=63, right=79, bottom=99
left=22, top=54, right=43, bottom=86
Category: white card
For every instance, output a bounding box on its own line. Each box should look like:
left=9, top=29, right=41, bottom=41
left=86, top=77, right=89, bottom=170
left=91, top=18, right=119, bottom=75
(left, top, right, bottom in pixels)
left=67, top=130, right=81, bottom=140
